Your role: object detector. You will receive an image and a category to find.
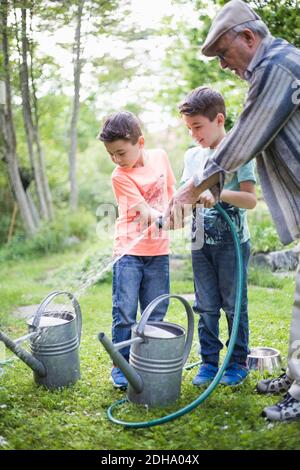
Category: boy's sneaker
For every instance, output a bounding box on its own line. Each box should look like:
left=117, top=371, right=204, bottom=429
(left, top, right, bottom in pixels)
left=192, top=363, right=218, bottom=386
left=111, top=367, right=128, bottom=389
left=219, top=363, right=249, bottom=386
left=256, top=371, right=293, bottom=394
left=262, top=393, right=300, bottom=421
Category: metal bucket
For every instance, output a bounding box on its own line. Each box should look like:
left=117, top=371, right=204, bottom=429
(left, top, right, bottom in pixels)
left=27, top=292, right=82, bottom=389
left=128, top=321, right=188, bottom=407
left=99, top=294, right=194, bottom=408
left=247, top=347, right=282, bottom=373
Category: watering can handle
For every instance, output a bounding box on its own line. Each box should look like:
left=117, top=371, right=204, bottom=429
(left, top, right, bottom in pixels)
left=136, top=294, right=194, bottom=365
left=32, top=291, right=82, bottom=342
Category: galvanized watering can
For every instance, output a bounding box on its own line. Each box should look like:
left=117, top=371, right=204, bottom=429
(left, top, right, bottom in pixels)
left=99, top=294, right=194, bottom=407
left=0, top=291, right=82, bottom=389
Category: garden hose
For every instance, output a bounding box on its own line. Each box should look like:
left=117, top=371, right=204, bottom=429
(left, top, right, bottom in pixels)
left=107, top=202, right=244, bottom=428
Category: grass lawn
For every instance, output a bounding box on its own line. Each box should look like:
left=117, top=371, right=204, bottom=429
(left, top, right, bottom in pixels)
left=0, top=242, right=300, bottom=450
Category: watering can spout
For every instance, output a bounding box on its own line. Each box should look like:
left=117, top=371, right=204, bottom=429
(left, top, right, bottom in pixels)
left=98, top=332, right=143, bottom=394
left=0, top=330, right=46, bottom=378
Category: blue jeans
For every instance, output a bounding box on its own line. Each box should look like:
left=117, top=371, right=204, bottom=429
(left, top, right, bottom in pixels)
left=192, top=240, right=251, bottom=366
left=112, top=255, right=170, bottom=360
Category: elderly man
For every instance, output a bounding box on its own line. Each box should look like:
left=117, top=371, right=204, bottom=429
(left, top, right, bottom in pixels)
left=169, top=0, right=300, bottom=421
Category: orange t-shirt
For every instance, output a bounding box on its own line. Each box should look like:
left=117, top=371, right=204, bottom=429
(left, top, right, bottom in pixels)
left=111, top=149, right=176, bottom=256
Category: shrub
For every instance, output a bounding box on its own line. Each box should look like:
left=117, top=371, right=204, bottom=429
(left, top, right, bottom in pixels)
left=248, top=202, right=285, bottom=254
left=0, top=209, right=96, bottom=261
left=250, top=224, right=284, bottom=254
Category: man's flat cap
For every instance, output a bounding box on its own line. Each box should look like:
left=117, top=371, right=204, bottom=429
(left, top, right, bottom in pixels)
left=202, top=0, right=261, bottom=56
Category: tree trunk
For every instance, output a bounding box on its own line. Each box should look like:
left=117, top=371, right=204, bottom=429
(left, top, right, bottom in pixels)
left=33, top=128, right=54, bottom=220
left=0, top=0, right=37, bottom=236
left=19, top=7, right=51, bottom=220
left=26, top=188, right=40, bottom=228
left=28, top=7, right=53, bottom=220
left=68, top=0, right=84, bottom=210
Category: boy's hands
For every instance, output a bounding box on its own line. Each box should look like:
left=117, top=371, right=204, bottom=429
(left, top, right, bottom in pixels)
left=160, top=203, right=190, bottom=230
left=138, top=208, right=162, bottom=231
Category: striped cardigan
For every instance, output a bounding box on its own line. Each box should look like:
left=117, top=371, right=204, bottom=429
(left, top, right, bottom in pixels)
left=194, top=36, right=300, bottom=245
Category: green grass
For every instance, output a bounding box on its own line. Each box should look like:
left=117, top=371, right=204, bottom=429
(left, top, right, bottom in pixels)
left=0, top=243, right=300, bottom=450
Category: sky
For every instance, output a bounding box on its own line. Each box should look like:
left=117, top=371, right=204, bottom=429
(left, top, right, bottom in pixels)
left=131, top=0, right=174, bottom=28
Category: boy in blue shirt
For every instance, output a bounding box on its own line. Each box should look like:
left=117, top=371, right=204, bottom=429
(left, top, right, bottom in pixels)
left=179, top=87, right=257, bottom=386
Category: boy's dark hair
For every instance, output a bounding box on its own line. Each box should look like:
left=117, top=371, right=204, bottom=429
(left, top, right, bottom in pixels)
left=98, top=111, right=142, bottom=144
left=178, top=87, right=226, bottom=121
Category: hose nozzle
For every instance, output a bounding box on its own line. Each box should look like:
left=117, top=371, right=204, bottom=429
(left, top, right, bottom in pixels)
left=155, top=215, right=165, bottom=230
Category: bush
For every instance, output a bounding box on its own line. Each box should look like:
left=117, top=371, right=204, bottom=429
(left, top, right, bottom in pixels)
left=61, top=209, right=96, bottom=241
left=0, top=209, right=96, bottom=261
left=250, top=224, right=284, bottom=254
left=248, top=202, right=285, bottom=254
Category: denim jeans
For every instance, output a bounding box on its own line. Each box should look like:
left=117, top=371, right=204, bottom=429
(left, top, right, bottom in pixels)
left=112, top=255, right=170, bottom=360
left=192, top=240, right=251, bottom=366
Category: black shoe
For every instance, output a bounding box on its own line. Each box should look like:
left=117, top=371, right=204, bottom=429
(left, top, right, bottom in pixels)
left=262, top=393, right=300, bottom=421
left=256, top=371, right=292, bottom=394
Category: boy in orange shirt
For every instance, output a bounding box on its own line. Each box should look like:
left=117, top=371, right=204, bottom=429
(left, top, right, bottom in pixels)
left=98, top=111, right=176, bottom=388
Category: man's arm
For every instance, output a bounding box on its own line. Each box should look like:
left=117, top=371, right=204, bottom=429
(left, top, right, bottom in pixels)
left=198, top=64, right=298, bottom=187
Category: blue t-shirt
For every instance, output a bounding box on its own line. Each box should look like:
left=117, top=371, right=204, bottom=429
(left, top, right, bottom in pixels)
left=181, top=146, right=256, bottom=245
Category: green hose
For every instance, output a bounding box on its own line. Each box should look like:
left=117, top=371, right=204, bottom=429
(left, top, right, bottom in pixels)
left=107, top=202, right=244, bottom=428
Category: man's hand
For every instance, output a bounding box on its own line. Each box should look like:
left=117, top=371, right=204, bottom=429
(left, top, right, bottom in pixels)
left=197, top=190, right=215, bottom=208
left=163, top=173, right=220, bottom=230
left=163, top=179, right=201, bottom=230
